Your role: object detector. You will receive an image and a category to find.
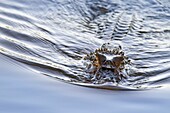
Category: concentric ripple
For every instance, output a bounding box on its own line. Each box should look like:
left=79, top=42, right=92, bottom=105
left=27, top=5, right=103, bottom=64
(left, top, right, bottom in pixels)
left=0, top=0, right=170, bottom=90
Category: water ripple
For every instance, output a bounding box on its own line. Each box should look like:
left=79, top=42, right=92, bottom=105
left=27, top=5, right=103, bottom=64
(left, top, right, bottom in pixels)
left=0, top=0, right=170, bottom=90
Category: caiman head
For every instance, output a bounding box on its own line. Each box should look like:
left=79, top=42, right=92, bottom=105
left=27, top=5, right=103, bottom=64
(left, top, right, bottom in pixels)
left=83, top=43, right=130, bottom=82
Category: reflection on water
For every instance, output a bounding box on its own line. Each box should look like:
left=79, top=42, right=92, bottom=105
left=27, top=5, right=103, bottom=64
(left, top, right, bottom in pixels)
left=0, top=0, right=170, bottom=90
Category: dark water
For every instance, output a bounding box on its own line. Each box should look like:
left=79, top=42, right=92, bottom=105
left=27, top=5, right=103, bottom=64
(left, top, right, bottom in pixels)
left=0, top=0, right=170, bottom=90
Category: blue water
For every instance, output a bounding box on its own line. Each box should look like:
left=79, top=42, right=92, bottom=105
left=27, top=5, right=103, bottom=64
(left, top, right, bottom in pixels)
left=0, top=54, right=170, bottom=113
left=0, top=0, right=170, bottom=112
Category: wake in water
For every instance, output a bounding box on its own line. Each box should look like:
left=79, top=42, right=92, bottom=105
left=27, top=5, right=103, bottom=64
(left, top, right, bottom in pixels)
left=0, top=0, right=170, bottom=90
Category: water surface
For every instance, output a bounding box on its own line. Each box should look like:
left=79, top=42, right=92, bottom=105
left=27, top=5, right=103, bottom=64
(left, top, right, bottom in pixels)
left=0, top=0, right=170, bottom=90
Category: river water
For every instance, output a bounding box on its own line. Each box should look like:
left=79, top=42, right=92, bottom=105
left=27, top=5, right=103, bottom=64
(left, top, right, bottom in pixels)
left=1, top=0, right=170, bottom=89
left=0, top=0, right=170, bottom=112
